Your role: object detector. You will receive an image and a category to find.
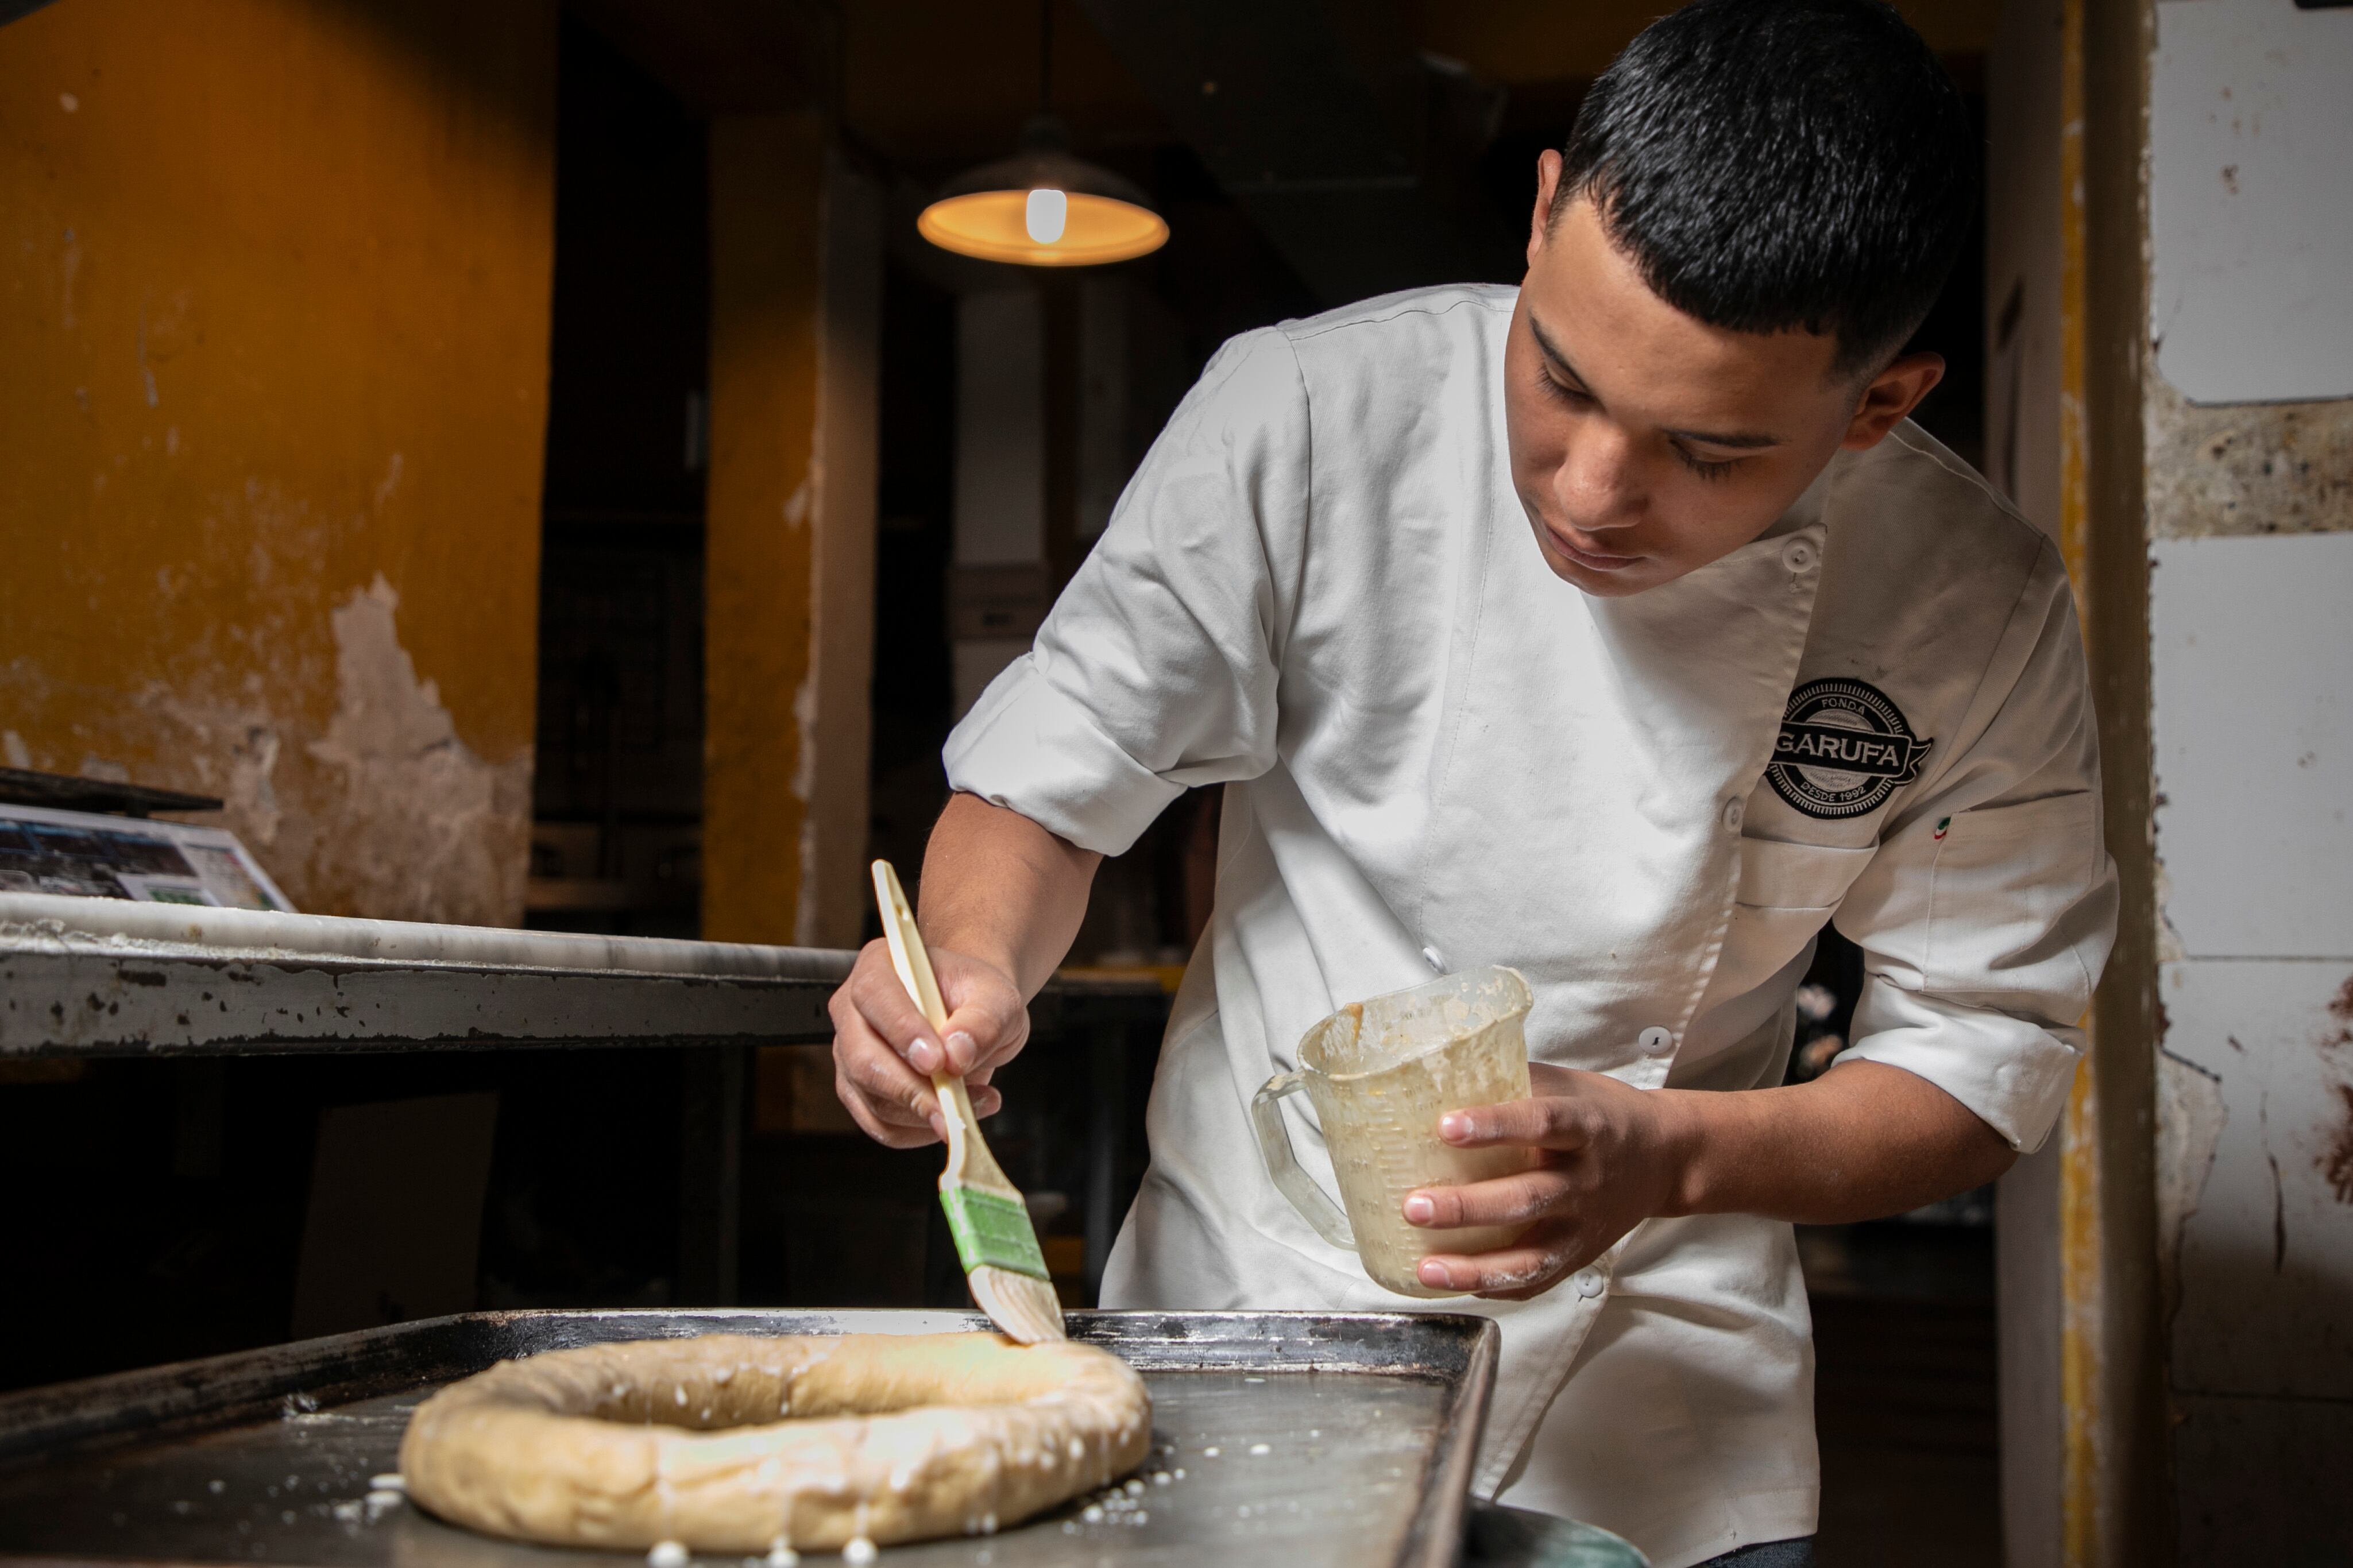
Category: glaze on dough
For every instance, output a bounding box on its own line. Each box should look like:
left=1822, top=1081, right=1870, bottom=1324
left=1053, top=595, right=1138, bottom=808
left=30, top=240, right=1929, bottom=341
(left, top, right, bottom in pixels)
left=399, top=1333, right=1152, bottom=1552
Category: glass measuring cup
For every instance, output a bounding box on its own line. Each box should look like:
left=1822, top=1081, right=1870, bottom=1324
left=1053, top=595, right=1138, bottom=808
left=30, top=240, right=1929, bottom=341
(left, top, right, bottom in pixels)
left=1250, top=966, right=1538, bottom=1298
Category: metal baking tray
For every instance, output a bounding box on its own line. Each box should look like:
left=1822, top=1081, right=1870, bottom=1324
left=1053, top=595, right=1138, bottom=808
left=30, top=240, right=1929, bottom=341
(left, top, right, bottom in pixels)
left=0, top=1308, right=1498, bottom=1568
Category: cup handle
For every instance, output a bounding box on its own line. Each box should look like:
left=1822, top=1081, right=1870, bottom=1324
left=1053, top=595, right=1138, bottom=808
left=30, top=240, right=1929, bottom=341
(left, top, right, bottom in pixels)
left=1249, top=1070, right=1356, bottom=1250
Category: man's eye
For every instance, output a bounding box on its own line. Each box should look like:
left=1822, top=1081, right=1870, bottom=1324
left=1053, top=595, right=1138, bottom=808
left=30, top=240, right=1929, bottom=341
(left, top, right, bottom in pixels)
left=1673, top=444, right=1740, bottom=481
left=1538, top=371, right=1592, bottom=405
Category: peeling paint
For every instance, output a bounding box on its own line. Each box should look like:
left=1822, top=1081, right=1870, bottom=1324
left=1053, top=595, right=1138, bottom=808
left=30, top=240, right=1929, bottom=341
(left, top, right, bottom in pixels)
left=791, top=671, right=820, bottom=945
left=233, top=727, right=281, bottom=844
left=3, top=547, right=527, bottom=930
left=126, top=683, right=287, bottom=852
left=2167, top=961, right=2353, bottom=1403
left=789, top=672, right=819, bottom=807
left=301, top=575, right=528, bottom=927
left=794, top=814, right=821, bottom=947
left=1, top=0, right=554, bottom=931
left=2, top=732, right=31, bottom=770
left=372, top=452, right=403, bottom=513
left=2146, top=375, right=2353, bottom=540
left=2152, top=855, right=2188, bottom=965
left=2317, top=982, right=2353, bottom=1206
left=2156, top=1046, right=2227, bottom=1316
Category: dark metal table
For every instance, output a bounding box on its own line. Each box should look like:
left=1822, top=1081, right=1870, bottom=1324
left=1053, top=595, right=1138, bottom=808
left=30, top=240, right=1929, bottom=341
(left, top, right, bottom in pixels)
left=0, top=1309, right=1505, bottom=1568
left=0, top=896, right=1164, bottom=1310
left=0, top=907, right=1645, bottom=1567
left=0, top=894, right=855, bottom=1058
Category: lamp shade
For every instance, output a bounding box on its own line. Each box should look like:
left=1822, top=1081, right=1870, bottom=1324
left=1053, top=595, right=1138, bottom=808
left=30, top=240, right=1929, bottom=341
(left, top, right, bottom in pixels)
left=918, top=117, right=1167, bottom=268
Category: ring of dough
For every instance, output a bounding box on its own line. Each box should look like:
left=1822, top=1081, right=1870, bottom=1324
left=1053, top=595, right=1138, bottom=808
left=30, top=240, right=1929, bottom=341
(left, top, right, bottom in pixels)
left=399, top=1333, right=1153, bottom=1553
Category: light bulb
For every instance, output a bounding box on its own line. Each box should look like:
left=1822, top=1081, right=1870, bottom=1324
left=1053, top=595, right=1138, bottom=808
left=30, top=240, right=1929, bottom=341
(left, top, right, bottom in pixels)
left=1025, top=188, right=1068, bottom=245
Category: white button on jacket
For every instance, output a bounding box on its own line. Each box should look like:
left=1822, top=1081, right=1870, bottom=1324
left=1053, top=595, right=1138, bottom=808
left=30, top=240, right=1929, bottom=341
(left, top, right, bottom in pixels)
left=946, top=287, right=2117, bottom=1568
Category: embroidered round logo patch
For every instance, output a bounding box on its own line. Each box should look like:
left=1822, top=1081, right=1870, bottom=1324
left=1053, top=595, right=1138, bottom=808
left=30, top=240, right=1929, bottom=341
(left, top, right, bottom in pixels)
left=1764, top=678, right=1934, bottom=820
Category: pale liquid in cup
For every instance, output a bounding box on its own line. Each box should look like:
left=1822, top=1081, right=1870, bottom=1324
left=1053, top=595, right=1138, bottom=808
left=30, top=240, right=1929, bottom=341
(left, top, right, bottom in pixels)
left=1270, top=967, right=1538, bottom=1298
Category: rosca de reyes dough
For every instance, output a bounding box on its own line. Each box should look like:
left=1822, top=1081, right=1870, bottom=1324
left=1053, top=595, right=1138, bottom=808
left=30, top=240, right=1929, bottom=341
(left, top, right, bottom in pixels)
left=399, top=1333, right=1152, bottom=1553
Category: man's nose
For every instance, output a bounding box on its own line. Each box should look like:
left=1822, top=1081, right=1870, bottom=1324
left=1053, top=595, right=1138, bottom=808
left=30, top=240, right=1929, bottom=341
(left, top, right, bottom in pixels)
left=1555, top=424, right=1645, bottom=531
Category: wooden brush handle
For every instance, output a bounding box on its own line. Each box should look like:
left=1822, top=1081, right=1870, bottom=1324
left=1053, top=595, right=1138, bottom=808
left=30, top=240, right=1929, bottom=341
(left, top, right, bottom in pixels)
left=871, top=860, right=1013, bottom=1194
left=872, top=859, right=950, bottom=1035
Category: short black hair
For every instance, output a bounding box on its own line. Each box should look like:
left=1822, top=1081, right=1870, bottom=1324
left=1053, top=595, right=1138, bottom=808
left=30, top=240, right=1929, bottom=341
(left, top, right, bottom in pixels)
left=1554, top=0, right=1976, bottom=378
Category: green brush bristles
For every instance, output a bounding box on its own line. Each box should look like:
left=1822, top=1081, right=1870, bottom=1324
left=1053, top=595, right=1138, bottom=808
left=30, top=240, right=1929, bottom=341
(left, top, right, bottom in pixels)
left=939, top=1186, right=1050, bottom=1281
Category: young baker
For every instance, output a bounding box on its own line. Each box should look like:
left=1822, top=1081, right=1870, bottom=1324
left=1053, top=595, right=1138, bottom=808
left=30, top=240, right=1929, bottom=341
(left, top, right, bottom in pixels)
left=829, top=2, right=2117, bottom=1563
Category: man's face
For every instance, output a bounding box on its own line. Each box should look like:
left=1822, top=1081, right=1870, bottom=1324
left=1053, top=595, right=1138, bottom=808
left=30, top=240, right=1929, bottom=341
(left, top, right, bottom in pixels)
left=1505, top=156, right=1943, bottom=597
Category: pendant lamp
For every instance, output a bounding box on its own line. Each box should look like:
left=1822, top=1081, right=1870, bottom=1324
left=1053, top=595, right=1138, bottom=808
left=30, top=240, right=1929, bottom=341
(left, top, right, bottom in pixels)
left=917, top=4, right=1166, bottom=268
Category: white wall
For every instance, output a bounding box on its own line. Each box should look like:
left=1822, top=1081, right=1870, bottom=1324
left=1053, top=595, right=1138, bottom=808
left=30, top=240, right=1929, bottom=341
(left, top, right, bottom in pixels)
left=1988, top=3, right=2353, bottom=1556
left=2150, top=534, right=2353, bottom=1562
left=951, top=289, right=1046, bottom=714
left=953, top=289, right=1047, bottom=567
left=2150, top=0, right=2353, bottom=405
left=2148, top=8, right=2353, bottom=1555
left=948, top=281, right=1141, bottom=716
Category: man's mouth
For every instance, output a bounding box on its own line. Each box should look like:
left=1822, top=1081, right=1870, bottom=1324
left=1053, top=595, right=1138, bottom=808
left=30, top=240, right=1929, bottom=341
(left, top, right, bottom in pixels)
left=1543, top=522, right=1644, bottom=572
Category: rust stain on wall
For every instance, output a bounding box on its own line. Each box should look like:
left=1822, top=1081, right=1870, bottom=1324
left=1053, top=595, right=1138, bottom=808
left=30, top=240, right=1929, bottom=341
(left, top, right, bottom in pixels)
left=2325, top=975, right=2353, bottom=1047
left=2315, top=978, right=2353, bottom=1206
left=2317, top=1084, right=2353, bottom=1207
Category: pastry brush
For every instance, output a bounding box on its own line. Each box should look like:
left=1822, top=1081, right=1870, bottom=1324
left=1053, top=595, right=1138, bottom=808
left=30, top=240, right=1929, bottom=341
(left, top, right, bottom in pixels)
left=871, top=859, right=1067, bottom=1344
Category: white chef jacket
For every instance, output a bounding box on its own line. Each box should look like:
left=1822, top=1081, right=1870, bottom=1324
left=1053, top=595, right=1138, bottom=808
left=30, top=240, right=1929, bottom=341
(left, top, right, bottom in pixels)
left=944, top=285, right=2118, bottom=1567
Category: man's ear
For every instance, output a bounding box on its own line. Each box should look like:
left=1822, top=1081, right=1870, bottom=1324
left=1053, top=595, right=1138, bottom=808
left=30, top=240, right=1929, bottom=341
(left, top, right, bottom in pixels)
left=1842, top=351, right=1946, bottom=450
left=1528, top=149, right=1565, bottom=268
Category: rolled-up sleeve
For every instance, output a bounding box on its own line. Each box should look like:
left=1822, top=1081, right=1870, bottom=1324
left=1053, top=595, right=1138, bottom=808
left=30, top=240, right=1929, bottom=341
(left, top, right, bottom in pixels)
left=1832, top=544, right=2120, bottom=1151
left=945, top=327, right=1311, bottom=857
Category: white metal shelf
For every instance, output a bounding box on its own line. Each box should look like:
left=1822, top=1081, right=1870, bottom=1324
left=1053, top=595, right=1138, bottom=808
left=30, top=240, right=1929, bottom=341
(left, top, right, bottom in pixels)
left=0, top=893, right=854, bottom=1057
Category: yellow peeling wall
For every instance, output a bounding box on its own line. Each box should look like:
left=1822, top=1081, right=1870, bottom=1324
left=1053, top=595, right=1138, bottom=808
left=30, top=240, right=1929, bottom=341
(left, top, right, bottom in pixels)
left=705, top=114, right=824, bottom=947
left=0, top=0, right=557, bottom=924
left=704, top=121, right=880, bottom=949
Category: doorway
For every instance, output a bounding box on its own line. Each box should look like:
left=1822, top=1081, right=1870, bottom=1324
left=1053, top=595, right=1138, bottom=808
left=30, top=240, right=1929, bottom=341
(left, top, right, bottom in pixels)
left=529, top=15, right=711, bottom=941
